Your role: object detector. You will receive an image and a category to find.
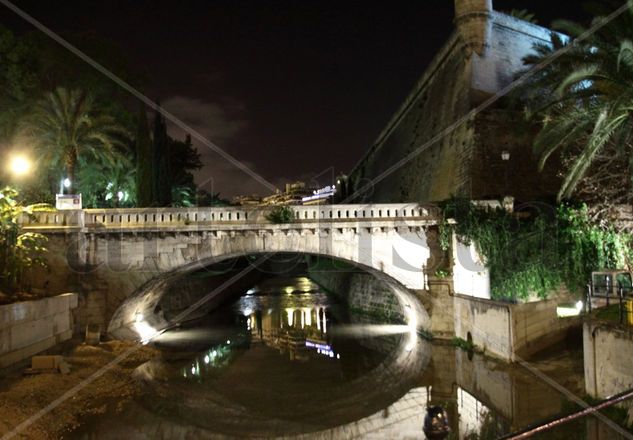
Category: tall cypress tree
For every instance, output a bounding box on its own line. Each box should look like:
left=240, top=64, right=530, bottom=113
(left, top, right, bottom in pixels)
left=152, top=105, right=172, bottom=206
left=135, top=104, right=153, bottom=206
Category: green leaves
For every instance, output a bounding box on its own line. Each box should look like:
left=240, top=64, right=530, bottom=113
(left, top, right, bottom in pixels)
left=440, top=199, right=633, bottom=302
left=266, top=206, right=295, bottom=224
left=519, top=5, right=633, bottom=203
left=23, top=87, right=131, bottom=192
left=0, top=187, right=49, bottom=294
left=617, top=40, right=633, bottom=71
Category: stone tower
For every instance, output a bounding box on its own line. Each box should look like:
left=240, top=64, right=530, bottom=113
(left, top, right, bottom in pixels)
left=454, top=0, right=492, bottom=56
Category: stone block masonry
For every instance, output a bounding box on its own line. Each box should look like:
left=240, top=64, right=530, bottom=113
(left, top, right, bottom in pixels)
left=21, top=204, right=435, bottom=339
left=454, top=293, right=580, bottom=361
left=348, top=2, right=562, bottom=203
left=0, top=293, right=78, bottom=368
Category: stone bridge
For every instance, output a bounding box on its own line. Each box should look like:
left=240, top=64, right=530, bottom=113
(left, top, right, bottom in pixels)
left=21, top=203, right=451, bottom=340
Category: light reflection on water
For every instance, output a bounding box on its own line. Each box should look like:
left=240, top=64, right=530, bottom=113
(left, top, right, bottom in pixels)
left=180, top=290, right=358, bottom=380
left=68, top=276, right=623, bottom=439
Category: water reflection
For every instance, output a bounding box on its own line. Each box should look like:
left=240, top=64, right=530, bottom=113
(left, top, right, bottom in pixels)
left=132, top=276, right=431, bottom=437
left=68, top=276, right=627, bottom=439
left=240, top=293, right=338, bottom=361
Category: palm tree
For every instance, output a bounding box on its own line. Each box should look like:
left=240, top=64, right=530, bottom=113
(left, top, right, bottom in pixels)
left=77, top=155, right=137, bottom=208
left=520, top=2, right=633, bottom=204
left=22, top=87, right=127, bottom=193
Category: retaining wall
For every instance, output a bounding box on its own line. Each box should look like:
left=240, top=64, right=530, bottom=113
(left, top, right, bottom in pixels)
left=0, top=293, right=78, bottom=368
left=583, top=321, right=633, bottom=401
left=454, top=294, right=579, bottom=361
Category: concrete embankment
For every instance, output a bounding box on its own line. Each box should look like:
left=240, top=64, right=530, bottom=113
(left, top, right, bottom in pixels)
left=0, top=293, right=78, bottom=368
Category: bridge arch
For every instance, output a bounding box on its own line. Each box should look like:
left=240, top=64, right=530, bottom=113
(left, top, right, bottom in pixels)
left=107, top=250, right=431, bottom=342
left=20, top=203, right=438, bottom=337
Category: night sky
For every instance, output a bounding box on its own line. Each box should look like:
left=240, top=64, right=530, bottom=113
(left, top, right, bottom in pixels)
left=1, top=0, right=590, bottom=197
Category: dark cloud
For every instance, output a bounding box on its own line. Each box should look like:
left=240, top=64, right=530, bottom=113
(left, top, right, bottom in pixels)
left=163, top=95, right=246, bottom=146
left=162, top=95, right=268, bottom=197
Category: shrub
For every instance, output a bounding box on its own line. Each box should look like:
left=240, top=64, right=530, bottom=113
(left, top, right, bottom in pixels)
left=0, top=187, right=50, bottom=294
left=266, top=206, right=295, bottom=224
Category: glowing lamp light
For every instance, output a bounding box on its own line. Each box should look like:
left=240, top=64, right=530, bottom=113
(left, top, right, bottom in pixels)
left=501, top=150, right=510, bottom=161
left=63, top=178, right=71, bottom=188
left=556, top=302, right=583, bottom=317
left=9, top=155, right=31, bottom=176
left=204, top=355, right=210, bottom=364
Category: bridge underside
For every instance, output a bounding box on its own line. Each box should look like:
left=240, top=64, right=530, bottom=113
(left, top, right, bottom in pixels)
left=107, top=251, right=430, bottom=342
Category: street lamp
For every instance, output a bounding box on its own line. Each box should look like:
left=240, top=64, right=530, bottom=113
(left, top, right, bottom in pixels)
left=59, top=177, right=71, bottom=194
left=8, top=155, right=31, bottom=177
left=501, top=150, right=510, bottom=196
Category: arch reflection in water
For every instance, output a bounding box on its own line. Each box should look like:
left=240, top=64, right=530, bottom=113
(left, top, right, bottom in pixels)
left=139, top=277, right=432, bottom=438
left=242, top=295, right=334, bottom=361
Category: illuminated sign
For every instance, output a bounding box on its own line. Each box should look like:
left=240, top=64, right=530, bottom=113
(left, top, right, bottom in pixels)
left=305, top=340, right=331, bottom=351
left=55, top=194, right=82, bottom=210
left=301, top=185, right=336, bottom=202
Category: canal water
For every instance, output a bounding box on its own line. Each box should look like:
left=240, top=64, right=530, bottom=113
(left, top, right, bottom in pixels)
left=70, top=275, right=629, bottom=439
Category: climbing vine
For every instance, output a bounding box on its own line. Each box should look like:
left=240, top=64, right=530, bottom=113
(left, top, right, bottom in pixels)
left=439, top=198, right=633, bottom=301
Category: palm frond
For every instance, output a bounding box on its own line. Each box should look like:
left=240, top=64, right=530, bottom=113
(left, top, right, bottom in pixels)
left=618, top=40, right=633, bottom=71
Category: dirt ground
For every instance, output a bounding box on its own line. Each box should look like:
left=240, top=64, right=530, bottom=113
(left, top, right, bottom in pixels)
left=0, top=339, right=159, bottom=439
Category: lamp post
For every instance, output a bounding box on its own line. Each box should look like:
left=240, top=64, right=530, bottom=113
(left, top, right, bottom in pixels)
left=501, top=150, right=510, bottom=196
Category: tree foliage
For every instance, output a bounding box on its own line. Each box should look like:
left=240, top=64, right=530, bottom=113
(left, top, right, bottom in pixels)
left=0, top=26, right=204, bottom=209
left=22, top=87, right=129, bottom=193
left=519, top=2, right=633, bottom=215
left=266, top=206, right=295, bottom=224
left=152, top=106, right=172, bottom=207
left=0, top=187, right=49, bottom=295
left=0, top=26, right=41, bottom=140
left=135, top=103, right=153, bottom=207
left=440, top=198, right=633, bottom=301
left=78, top=156, right=136, bottom=208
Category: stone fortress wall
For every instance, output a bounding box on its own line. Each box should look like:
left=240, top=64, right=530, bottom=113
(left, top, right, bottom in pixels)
left=348, top=0, right=561, bottom=204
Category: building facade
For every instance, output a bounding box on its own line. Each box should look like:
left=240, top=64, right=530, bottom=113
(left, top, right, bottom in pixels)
left=348, top=0, right=561, bottom=204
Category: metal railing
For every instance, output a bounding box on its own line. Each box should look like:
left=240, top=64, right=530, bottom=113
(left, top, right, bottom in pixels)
left=587, top=283, right=633, bottom=324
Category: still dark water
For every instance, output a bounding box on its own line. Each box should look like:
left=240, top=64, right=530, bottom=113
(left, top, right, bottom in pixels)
left=70, top=276, right=628, bottom=439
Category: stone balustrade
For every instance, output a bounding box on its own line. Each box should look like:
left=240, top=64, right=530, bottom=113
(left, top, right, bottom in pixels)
left=19, top=203, right=437, bottom=232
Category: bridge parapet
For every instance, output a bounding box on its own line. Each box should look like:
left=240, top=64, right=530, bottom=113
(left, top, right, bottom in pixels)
left=20, top=203, right=439, bottom=232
